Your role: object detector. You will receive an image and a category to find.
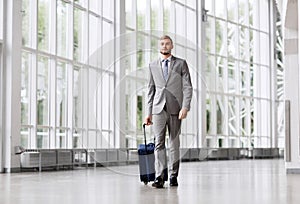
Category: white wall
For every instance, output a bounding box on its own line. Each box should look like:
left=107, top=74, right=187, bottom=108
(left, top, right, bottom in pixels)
left=284, top=0, right=300, bottom=173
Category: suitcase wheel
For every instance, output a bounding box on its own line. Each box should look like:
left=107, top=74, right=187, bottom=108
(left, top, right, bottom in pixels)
left=144, top=181, right=148, bottom=185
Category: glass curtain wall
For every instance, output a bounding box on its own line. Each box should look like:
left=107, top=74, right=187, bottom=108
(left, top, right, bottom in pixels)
left=20, top=0, right=280, bottom=150
left=21, top=0, right=115, bottom=149
left=205, top=0, right=274, bottom=148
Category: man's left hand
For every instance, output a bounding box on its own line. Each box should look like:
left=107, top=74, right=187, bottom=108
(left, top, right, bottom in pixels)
left=178, top=108, right=188, bottom=120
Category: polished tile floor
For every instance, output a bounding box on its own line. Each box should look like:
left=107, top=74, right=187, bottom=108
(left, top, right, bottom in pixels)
left=1, top=159, right=300, bottom=204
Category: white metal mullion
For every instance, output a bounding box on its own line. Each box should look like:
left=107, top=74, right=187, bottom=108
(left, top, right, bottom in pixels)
left=255, top=0, right=261, bottom=98
left=30, top=0, right=38, bottom=148
left=97, top=16, right=102, bottom=148
left=68, top=1, right=75, bottom=148
left=48, top=0, right=56, bottom=149
left=269, top=0, right=277, bottom=148
left=84, top=8, right=89, bottom=148
left=99, top=0, right=104, bottom=148
left=50, top=0, right=56, bottom=55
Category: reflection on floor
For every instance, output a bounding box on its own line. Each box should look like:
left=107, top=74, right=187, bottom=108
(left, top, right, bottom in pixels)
left=1, top=159, right=300, bottom=204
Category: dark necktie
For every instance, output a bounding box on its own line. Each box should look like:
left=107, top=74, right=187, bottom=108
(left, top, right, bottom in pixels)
left=163, top=59, right=169, bottom=81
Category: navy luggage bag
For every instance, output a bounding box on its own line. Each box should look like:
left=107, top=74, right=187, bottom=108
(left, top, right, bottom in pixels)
left=138, top=124, right=167, bottom=185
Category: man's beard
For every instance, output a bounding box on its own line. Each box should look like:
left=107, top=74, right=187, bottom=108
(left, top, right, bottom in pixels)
left=160, top=50, right=171, bottom=55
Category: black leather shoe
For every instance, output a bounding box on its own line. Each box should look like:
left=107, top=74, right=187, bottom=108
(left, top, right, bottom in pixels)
left=170, top=177, right=178, bottom=187
left=152, top=177, right=164, bottom=188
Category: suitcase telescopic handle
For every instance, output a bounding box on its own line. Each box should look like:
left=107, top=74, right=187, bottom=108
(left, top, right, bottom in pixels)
left=142, top=123, right=147, bottom=152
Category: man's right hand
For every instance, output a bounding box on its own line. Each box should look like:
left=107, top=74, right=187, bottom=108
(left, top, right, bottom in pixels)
left=144, top=116, right=153, bottom=126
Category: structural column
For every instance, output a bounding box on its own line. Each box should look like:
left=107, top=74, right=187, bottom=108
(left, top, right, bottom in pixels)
left=2, top=0, right=22, bottom=172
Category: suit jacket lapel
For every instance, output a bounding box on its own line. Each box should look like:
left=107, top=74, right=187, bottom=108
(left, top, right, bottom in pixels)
left=166, top=56, right=176, bottom=83
left=156, top=59, right=165, bottom=82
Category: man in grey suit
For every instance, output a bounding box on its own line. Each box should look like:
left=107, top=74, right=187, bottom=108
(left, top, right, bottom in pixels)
left=144, top=35, right=193, bottom=188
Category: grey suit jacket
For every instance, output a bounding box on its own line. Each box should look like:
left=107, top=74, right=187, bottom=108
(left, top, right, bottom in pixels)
left=147, top=56, right=193, bottom=115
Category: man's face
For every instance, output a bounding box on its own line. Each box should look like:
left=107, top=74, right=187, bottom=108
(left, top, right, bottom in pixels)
left=159, top=38, right=173, bottom=55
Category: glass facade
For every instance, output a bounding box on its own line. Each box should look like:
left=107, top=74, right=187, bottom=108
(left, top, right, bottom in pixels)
left=204, top=0, right=274, bottom=148
left=21, top=0, right=114, bottom=149
left=18, top=0, right=282, bottom=150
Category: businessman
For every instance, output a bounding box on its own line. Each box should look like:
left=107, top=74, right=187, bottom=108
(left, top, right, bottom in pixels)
left=144, top=35, right=193, bottom=188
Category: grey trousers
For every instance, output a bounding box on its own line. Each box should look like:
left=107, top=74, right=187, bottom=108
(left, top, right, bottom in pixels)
left=152, top=110, right=181, bottom=179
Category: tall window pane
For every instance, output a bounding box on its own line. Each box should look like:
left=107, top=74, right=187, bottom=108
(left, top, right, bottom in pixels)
left=163, top=0, right=171, bottom=32
left=187, top=9, right=196, bottom=43
left=89, top=14, right=99, bottom=67
left=175, top=4, right=185, bottom=37
left=260, top=0, right=269, bottom=32
left=239, top=0, right=249, bottom=25
left=137, top=0, right=145, bottom=30
left=216, top=20, right=227, bottom=56
left=126, top=0, right=134, bottom=28
left=228, top=59, right=236, bottom=94
left=37, top=56, right=49, bottom=125
left=56, top=61, right=67, bottom=127
left=57, top=0, right=67, bottom=58
left=89, top=0, right=101, bottom=15
left=102, top=73, right=110, bottom=130
left=103, top=0, right=114, bottom=20
left=38, top=0, right=50, bottom=51
left=22, top=0, right=31, bottom=47
left=228, top=96, right=237, bottom=136
left=228, top=23, right=238, bottom=58
left=73, top=67, right=83, bottom=128
left=240, top=26, right=250, bottom=61
left=37, top=128, right=49, bottom=148
left=56, top=129, right=66, bottom=148
left=151, top=0, right=159, bottom=31
left=227, top=0, right=238, bottom=22
left=215, top=0, right=226, bottom=19
left=21, top=52, right=30, bottom=125
left=88, top=68, right=97, bottom=129
left=74, top=7, right=85, bottom=62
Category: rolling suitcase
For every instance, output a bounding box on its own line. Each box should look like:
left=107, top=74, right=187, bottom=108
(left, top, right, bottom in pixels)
left=138, top=123, right=168, bottom=185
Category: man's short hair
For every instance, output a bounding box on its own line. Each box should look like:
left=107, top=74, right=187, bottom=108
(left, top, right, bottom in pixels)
left=160, top=35, right=173, bottom=45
